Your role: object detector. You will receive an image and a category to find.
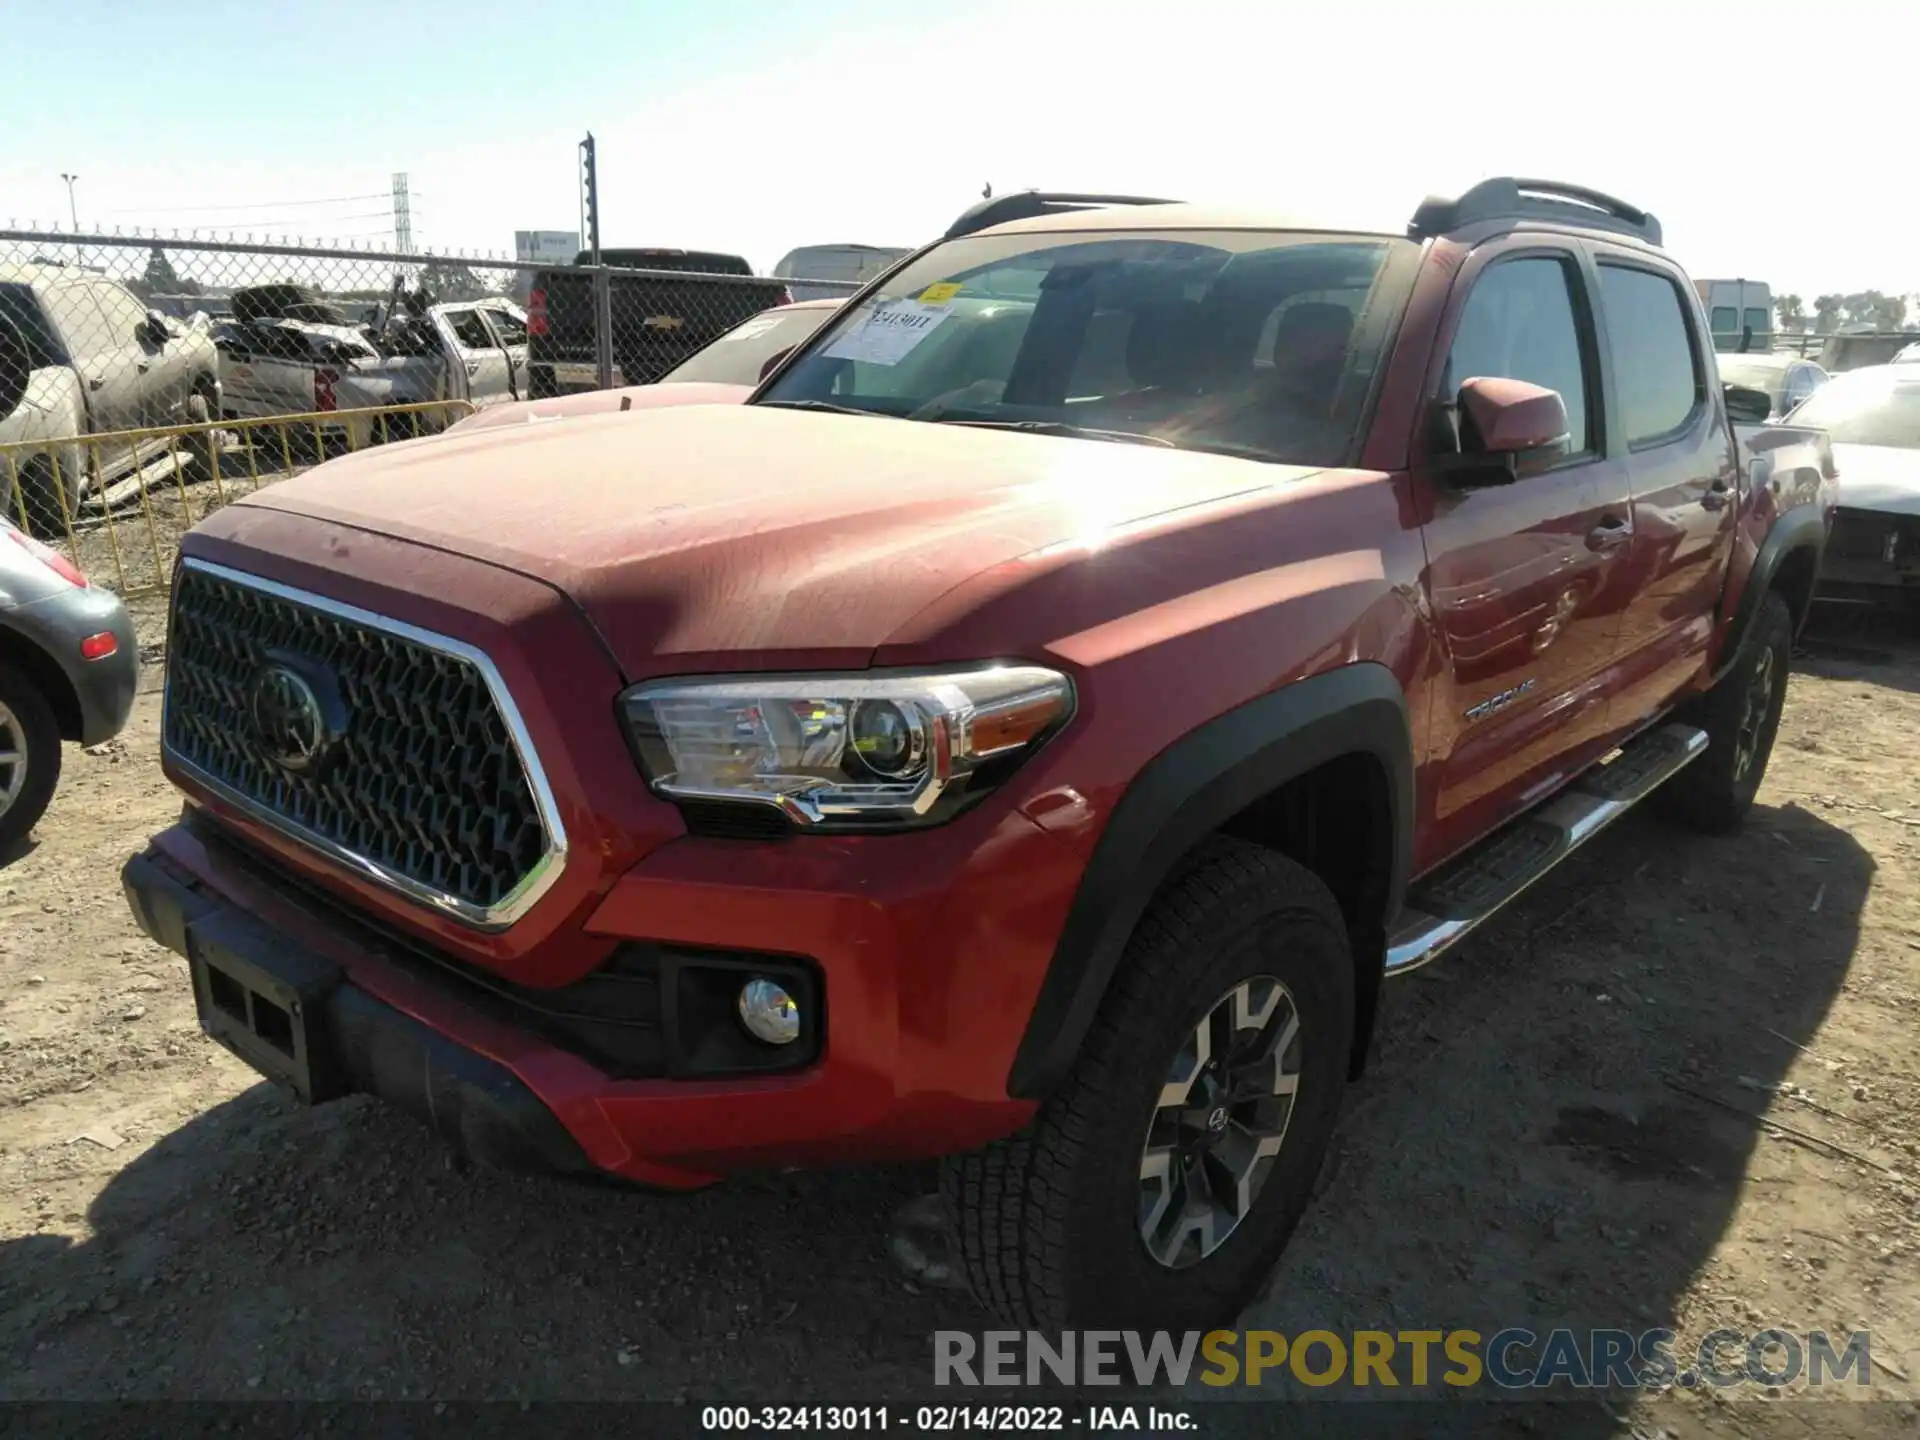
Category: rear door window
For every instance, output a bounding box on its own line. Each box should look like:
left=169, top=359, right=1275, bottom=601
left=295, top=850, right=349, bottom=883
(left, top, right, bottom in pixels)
left=1445, top=254, right=1593, bottom=456
left=91, top=282, right=152, bottom=347
left=1710, top=305, right=1738, bottom=337
left=40, top=281, right=112, bottom=359
left=1597, top=264, right=1705, bottom=445
left=481, top=307, right=528, bottom=347
left=1743, top=307, right=1770, bottom=338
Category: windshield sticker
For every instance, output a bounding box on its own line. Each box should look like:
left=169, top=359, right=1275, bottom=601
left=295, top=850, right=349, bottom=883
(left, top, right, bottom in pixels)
left=917, top=282, right=963, bottom=305
left=721, top=315, right=785, bottom=343
left=821, top=298, right=953, bottom=366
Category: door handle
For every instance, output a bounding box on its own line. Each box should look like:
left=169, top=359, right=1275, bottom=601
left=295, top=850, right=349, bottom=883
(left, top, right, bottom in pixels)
left=1701, top=480, right=1731, bottom=512
left=89, top=376, right=105, bottom=390
left=136, top=361, right=151, bottom=373
left=1585, top=515, right=1631, bottom=552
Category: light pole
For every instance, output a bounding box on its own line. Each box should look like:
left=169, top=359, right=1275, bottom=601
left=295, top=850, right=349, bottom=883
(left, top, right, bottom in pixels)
left=59, top=173, right=79, bottom=230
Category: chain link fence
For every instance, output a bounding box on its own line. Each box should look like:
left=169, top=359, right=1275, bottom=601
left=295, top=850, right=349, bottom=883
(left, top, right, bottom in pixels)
left=0, top=228, right=863, bottom=597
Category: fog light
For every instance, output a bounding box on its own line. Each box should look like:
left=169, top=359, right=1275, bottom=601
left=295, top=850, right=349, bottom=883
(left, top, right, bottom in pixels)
left=737, top=978, right=801, bottom=1045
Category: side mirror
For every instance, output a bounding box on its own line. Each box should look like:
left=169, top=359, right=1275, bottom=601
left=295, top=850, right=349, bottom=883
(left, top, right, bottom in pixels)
left=1724, top=383, right=1773, bottom=425
left=758, top=346, right=794, bottom=382
left=1436, top=376, right=1571, bottom=487
left=0, top=318, right=29, bottom=420
left=139, top=311, right=175, bottom=347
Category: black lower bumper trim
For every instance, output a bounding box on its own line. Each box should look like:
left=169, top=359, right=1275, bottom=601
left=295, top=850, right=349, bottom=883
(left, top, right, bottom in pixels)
left=123, top=849, right=596, bottom=1178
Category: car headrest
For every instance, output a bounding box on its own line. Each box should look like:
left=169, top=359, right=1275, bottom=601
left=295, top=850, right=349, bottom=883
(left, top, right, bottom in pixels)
left=1126, top=299, right=1205, bottom=390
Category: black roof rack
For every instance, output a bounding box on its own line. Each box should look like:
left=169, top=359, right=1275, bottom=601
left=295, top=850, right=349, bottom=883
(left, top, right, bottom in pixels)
left=1408, top=177, right=1661, bottom=246
left=944, top=191, right=1182, bottom=240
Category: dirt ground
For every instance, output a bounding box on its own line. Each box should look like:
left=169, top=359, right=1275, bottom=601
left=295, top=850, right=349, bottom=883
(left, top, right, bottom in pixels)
left=1, top=600, right=1916, bottom=1434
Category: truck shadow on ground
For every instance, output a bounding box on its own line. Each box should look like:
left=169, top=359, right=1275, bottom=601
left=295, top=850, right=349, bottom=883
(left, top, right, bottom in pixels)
left=1230, top=800, right=1874, bottom=1435
left=0, top=800, right=1876, bottom=1426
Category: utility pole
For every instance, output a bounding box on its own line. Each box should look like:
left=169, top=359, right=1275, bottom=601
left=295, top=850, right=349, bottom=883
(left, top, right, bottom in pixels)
left=581, top=134, right=613, bottom=390
left=391, top=171, right=413, bottom=256
left=59, top=173, right=79, bottom=230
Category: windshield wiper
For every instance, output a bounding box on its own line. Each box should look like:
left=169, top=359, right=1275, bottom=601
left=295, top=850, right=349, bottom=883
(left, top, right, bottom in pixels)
left=754, top=399, right=882, bottom=418
left=932, top=419, right=1176, bottom=448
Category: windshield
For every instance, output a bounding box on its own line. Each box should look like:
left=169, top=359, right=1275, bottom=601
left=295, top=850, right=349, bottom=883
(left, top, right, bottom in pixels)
left=1785, top=369, right=1920, bottom=449
left=756, top=229, right=1419, bottom=466
left=660, top=307, right=832, bottom=385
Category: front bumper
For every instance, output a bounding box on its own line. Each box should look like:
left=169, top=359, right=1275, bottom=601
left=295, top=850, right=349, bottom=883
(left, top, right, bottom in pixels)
left=124, top=843, right=597, bottom=1178
left=125, top=792, right=1082, bottom=1188
left=4, top=585, right=138, bottom=745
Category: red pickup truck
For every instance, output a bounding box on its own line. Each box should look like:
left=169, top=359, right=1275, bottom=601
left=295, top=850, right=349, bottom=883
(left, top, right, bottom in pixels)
left=124, top=179, right=1835, bottom=1333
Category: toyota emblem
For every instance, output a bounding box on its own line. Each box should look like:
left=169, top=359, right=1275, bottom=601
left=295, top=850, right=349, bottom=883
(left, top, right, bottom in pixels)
left=250, top=664, right=329, bottom=774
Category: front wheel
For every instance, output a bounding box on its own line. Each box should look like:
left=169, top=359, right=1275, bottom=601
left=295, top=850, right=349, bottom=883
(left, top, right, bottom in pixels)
left=944, top=839, right=1354, bottom=1331
left=1654, top=590, right=1793, bottom=833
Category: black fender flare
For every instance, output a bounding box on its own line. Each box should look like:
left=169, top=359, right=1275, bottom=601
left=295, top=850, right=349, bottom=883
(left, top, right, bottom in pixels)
left=1715, top=500, right=1827, bottom=683
left=1006, top=662, right=1415, bottom=1100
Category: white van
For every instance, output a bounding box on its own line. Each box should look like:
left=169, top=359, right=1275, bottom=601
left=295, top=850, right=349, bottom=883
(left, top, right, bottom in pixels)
left=773, top=244, right=913, bottom=303
left=1694, top=279, right=1773, bottom=353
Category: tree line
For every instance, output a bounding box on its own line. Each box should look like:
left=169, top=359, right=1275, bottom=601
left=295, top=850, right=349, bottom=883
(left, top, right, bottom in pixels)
left=1775, top=291, right=1911, bottom=334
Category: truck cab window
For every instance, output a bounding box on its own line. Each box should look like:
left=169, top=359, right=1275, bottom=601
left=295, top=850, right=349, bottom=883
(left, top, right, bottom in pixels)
left=448, top=310, right=495, bottom=350
left=1598, top=264, right=1704, bottom=445
left=1445, top=255, right=1592, bottom=455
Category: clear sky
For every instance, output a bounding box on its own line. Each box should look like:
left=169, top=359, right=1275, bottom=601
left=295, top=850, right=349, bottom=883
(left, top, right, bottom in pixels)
left=4, top=0, right=1913, bottom=300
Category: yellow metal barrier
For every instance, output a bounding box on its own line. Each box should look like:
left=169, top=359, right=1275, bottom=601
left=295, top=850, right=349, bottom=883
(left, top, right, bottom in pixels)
left=0, top=399, right=475, bottom=599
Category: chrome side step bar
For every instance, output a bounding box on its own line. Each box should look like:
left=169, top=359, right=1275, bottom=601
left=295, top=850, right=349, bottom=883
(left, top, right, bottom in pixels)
left=1385, top=723, right=1709, bottom=977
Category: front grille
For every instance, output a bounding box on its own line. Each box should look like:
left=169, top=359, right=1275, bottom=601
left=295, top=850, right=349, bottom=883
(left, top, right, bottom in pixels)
left=163, top=562, right=556, bottom=922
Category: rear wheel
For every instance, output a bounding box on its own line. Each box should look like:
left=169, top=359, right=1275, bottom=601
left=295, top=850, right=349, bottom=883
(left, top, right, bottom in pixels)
left=944, top=839, right=1354, bottom=1330
left=1654, top=590, right=1793, bottom=833
left=0, top=666, right=61, bottom=854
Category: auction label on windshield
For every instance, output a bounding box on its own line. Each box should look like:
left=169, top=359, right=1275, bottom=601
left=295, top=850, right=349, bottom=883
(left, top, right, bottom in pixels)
left=821, top=298, right=953, bottom=366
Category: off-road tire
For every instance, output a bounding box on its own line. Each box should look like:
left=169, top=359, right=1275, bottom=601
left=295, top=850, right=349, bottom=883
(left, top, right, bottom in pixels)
left=943, top=838, right=1354, bottom=1331
left=0, top=665, right=62, bottom=855
left=1654, top=590, right=1794, bottom=834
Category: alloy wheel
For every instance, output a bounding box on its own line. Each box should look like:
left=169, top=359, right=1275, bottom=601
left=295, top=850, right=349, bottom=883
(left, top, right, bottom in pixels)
left=1137, top=976, right=1304, bottom=1269
left=0, top=701, right=25, bottom=818
left=1732, top=644, right=1777, bottom=783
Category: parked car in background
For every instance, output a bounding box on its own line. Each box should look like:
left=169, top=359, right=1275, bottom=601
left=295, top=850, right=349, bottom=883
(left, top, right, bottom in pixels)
left=1817, top=332, right=1920, bottom=374
left=0, top=263, right=220, bottom=531
left=773, top=244, right=912, bottom=302
left=526, top=248, right=786, bottom=396
left=1694, top=277, right=1772, bottom=352
left=443, top=299, right=839, bottom=437
left=1716, top=352, right=1828, bottom=419
left=1894, top=341, right=1920, bottom=364
left=127, top=178, right=1835, bottom=1334
left=0, top=510, right=138, bottom=851
left=1785, top=364, right=1920, bottom=613
left=213, top=286, right=529, bottom=448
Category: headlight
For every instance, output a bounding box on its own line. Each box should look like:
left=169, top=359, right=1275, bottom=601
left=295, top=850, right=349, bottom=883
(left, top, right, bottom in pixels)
left=621, top=665, right=1074, bottom=830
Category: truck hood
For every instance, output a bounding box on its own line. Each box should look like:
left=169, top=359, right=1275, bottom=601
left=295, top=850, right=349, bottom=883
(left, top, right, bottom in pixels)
left=234, top=404, right=1299, bottom=676
left=1832, top=443, right=1920, bottom=516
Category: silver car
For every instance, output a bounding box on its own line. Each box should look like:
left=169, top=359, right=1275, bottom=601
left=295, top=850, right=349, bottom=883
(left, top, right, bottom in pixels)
left=0, top=262, right=221, bottom=531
